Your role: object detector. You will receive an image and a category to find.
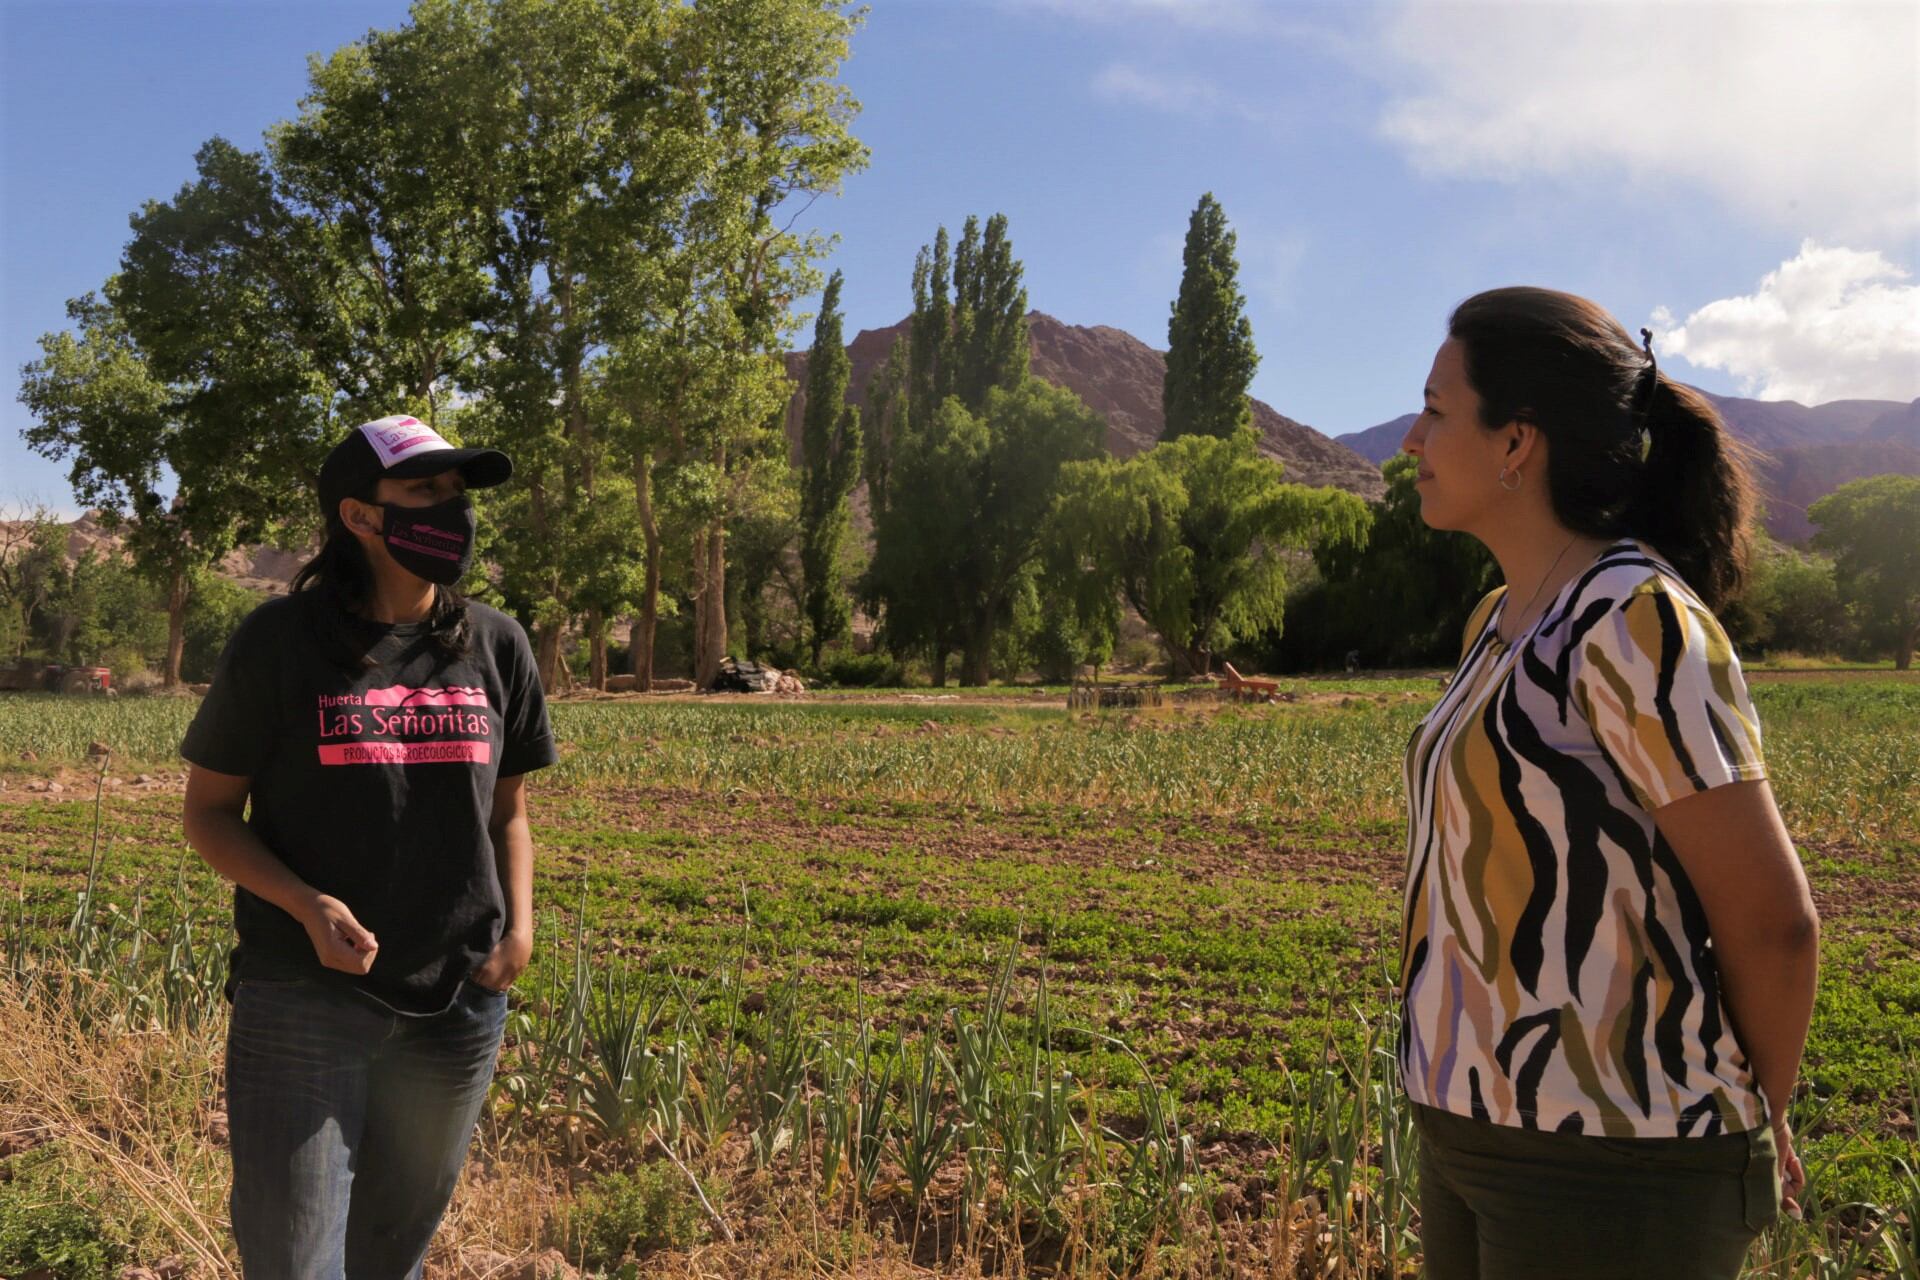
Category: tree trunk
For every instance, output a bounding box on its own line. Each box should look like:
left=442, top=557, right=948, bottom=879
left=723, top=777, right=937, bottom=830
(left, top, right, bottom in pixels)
left=1897, top=617, right=1918, bottom=671
left=1168, top=641, right=1211, bottom=680
left=588, top=608, right=607, bottom=690
left=630, top=451, right=660, bottom=690
left=930, top=649, right=947, bottom=688
left=535, top=625, right=562, bottom=694
left=694, top=522, right=728, bottom=687
left=959, top=617, right=993, bottom=687
left=163, top=567, right=188, bottom=688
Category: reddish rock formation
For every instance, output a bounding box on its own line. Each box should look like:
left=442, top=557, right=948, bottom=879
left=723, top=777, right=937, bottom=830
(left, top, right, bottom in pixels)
left=785, top=311, right=1385, bottom=499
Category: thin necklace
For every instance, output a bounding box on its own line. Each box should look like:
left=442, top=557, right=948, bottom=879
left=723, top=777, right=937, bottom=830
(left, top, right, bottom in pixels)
left=1495, top=535, right=1580, bottom=650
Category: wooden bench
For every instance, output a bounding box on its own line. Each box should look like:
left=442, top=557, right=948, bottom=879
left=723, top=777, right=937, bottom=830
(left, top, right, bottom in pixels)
left=1218, top=662, right=1281, bottom=702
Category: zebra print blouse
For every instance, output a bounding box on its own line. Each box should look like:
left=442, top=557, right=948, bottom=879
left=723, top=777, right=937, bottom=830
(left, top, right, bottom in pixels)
left=1399, top=539, right=1772, bottom=1138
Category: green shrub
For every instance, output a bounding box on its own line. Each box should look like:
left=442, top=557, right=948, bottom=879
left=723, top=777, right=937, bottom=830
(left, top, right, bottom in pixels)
left=0, top=1149, right=123, bottom=1280
left=559, top=1163, right=711, bottom=1267
left=180, top=567, right=268, bottom=684
left=822, top=651, right=904, bottom=688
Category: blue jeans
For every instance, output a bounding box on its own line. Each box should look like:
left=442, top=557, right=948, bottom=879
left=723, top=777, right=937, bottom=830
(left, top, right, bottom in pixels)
left=225, top=976, right=508, bottom=1280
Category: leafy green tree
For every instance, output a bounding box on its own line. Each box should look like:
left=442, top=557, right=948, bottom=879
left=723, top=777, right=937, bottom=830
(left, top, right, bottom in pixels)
left=871, top=381, right=1105, bottom=686
left=797, top=271, right=863, bottom=667
left=100, top=125, right=465, bottom=682
left=1271, top=455, right=1494, bottom=671
left=861, top=338, right=907, bottom=521
left=671, top=0, right=866, bottom=688
left=1810, top=474, right=1920, bottom=669
left=728, top=472, right=804, bottom=665
left=898, top=213, right=1028, bottom=430
left=269, top=18, right=494, bottom=422
left=0, top=511, right=70, bottom=661
left=867, top=212, right=1034, bottom=680
left=18, top=296, right=220, bottom=685
left=1721, top=540, right=1848, bottom=658
left=423, top=0, right=679, bottom=687
left=950, top=213, right=1030, bottom=411
left=1162, top=193, right=1257, bottom=442
left=597, top=0, right=867, bottom=688
left=1052, top=431, right=1369, bottom=677
left=907, top=228, right=954, bottom=432
left=1014, top=557, right=1118, bottom=682
left=180, top=565, right=266, bottom=684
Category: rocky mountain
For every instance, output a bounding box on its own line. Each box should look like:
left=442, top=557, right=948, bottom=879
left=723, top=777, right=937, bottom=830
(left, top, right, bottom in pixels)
left=785, top=312, right=1386, bottom=500
left=1334, top=394, right=1920, bottom=544
left=1754, top=439, right=1920, bottom=543
left=1332, top=415, right=1416, bottom=467
left=0, top=511, right=313, bottom=594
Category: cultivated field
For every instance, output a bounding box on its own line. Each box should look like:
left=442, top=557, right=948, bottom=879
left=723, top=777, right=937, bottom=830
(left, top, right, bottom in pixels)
left=2, top=681, right=1916, bottom=1278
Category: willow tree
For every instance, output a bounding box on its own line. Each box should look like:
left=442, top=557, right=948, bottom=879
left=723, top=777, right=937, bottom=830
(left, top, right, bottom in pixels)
left=1049, top=431, right=1369, bottom=677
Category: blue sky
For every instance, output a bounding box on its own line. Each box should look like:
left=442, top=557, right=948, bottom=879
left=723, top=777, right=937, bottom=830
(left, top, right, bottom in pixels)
left=6, top=0, right=1917, bottom=517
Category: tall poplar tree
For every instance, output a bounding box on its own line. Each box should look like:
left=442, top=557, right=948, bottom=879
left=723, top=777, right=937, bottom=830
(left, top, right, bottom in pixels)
left=797, top=270, right=863, bottom=666
left=951, top=213, right=1030, bottom=411
left=867, top=212, right=1037, bottom=683
left=1162, top=193, right=1257, bottom=441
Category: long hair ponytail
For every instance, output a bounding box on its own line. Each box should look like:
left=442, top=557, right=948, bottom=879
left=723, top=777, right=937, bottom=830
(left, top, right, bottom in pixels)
left=1629, top=375, right=1755, bottom=609
left=1448, top=287, right=1756, bottom=610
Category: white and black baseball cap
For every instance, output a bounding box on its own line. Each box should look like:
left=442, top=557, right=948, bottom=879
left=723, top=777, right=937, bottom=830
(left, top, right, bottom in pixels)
left=318, top=415, right=512, bottom=515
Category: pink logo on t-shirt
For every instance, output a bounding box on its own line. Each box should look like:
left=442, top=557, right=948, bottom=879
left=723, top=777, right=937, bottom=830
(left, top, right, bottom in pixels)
left=318, top=741, right=492, bottom=765
left=362, top=685, right=490, bottom=708
left=314, top=686, right=494, bottom=766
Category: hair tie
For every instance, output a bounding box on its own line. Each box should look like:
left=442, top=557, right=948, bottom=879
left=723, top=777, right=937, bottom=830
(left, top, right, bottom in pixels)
left=1633, top=328, right=1660, bottom=436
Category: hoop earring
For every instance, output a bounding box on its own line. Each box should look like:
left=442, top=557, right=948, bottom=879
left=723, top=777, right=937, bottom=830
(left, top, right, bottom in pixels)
left=1498, top=466, right=1522, bottom=492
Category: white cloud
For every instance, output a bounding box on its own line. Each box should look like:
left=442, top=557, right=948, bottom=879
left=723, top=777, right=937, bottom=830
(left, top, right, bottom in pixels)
left=1238, top=226, right=1310, bottom=306
left=1029, top=0, right=1287, bottom=35
left=1376, top=1, right=1919, bottom=236
left=1652, top=241, right=1920, bottom=404
left=1091, top=62, right=1278, bottom=125
left=1094, top=63, right=1225, bottom=116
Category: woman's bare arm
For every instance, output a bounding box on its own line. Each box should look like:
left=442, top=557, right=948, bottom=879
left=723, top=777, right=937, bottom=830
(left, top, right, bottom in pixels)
left=1655, top=777, right=1817, bottom=1209
left=182, top=765, right=378, bottom=974
left=471, top=771, right=534, bottom=991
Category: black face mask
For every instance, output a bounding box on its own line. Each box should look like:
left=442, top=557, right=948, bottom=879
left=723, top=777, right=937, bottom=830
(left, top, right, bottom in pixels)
left=380, top=494, right=476, bottom=585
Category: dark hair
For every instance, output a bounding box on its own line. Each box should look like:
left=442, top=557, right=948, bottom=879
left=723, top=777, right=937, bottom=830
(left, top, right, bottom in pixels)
left=1448, top=286, right=1755, bottom=609
left=290, top=485, right=471, bottom=671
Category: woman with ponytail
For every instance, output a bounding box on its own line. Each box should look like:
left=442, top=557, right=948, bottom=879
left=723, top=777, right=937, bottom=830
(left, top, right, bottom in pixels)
left=180, top=416, right=556, bottom=1274
left=1397, top=288, right=1819, bottom=1278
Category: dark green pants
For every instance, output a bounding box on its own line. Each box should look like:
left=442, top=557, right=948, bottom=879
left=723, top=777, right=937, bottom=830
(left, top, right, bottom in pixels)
left=1414, top=1104, right=1780, bottom=1280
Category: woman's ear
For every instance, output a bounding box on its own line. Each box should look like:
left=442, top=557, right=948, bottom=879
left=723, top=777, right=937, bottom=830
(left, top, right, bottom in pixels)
left=1503, top=419, right=1542, bottom=472
left=339, top=497, right=383, bottom=537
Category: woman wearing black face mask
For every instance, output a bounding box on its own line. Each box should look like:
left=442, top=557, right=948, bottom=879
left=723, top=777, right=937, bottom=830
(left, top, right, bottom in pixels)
left=180, top=416, right=557, bottom=1276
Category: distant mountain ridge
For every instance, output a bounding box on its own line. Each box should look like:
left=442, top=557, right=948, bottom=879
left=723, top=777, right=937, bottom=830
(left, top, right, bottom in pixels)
left=1334, top=395, right=1920, bottom=544
left=0, top=511, right=311, bottom=594
left=785, top=311, right=1386, bottom=500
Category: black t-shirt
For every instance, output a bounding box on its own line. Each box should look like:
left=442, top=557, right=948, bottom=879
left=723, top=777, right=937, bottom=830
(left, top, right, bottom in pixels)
left=181, top=590, right=557, bottom=1014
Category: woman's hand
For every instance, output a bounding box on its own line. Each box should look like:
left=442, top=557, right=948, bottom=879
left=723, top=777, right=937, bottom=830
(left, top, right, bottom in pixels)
left=300, top=894, right=379, bottom=974
left=470, top=928, right=532, bottom=993
left=1774, top=1115, right=1806, bottom=1220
